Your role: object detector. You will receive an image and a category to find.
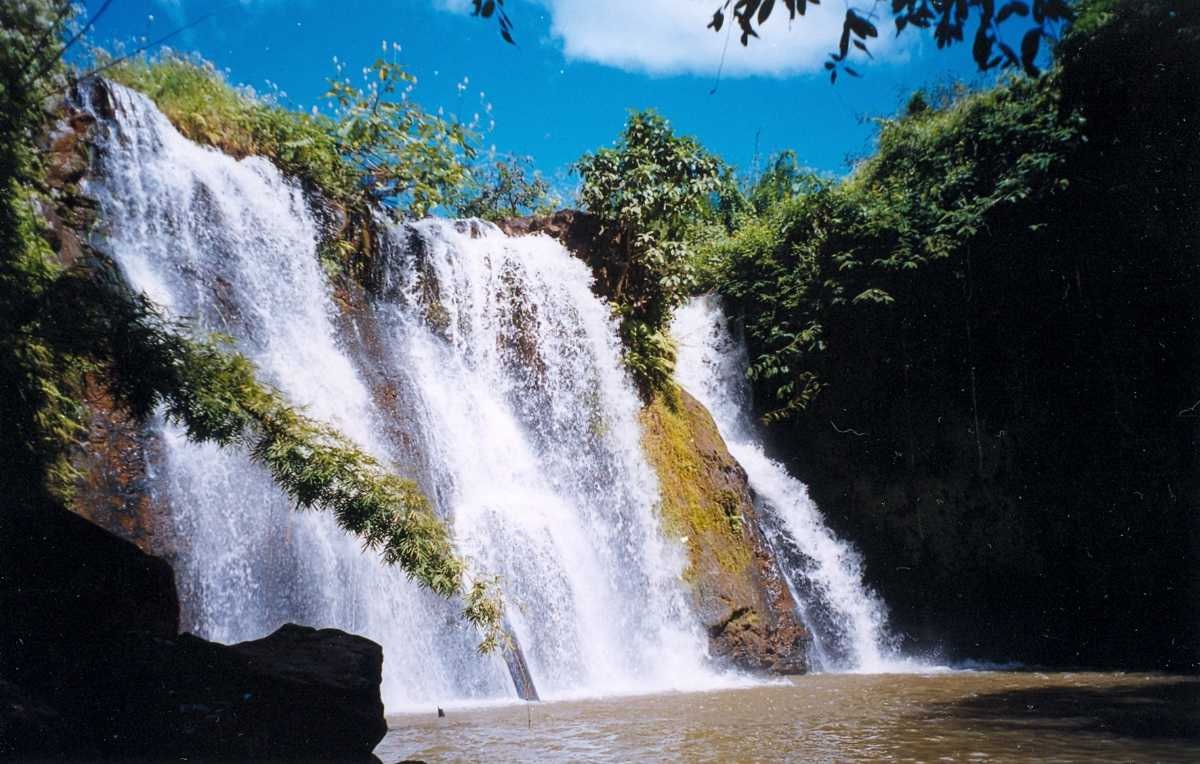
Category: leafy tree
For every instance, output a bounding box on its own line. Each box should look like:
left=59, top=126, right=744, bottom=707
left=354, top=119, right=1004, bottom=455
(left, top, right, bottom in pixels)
left=324, top=53, right=476, bottom=218
left=575, top=111, right=722, bottom=393
left=457, top=154, right=557, bottom=221
left=746, top=150, right=827, bottom=215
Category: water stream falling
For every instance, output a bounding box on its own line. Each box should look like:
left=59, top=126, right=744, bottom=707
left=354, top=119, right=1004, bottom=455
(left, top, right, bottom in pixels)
left=673, top=295, right=904, bottom=672
left=368, top=220, right=720, bottom=700
left=80, top=81, right=730, bottom=710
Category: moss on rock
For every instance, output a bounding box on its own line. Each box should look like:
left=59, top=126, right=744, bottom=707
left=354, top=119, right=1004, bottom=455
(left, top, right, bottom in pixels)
left=641, top=387, right=751, bottom=579
left=640, top=386, right=809, bottom=673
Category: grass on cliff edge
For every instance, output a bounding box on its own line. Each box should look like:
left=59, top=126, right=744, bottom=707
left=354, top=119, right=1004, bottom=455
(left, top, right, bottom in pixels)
left=104, top=54, right=361, bottom=204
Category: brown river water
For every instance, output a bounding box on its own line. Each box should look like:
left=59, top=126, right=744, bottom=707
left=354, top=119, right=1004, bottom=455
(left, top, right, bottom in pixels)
left=377, top=671, right=1199, bottom=762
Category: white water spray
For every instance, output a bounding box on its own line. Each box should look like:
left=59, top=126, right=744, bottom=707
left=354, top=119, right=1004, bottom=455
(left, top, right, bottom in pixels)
left=80, top=81, right=735, bottom=709
left=673, top=295, right=910, bottom=672
left=82, top=82, right=509, bottom=709
left=367, top=219, right=732, bottom=700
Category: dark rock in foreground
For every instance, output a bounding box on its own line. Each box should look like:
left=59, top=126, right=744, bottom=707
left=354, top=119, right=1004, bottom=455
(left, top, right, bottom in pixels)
left=1, top=498, right=387, bottom=760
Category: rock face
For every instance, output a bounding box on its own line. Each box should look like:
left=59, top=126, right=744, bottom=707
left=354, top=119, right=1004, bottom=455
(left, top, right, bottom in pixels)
left=0, top=498, right=387, bottom=760
left=498, top=210, right=602, bottom=257
left=37, top=81, right=179, bottom=566
left=640, top=389, right=809, bottom=673
left=70, top=376, right=174, bottom=558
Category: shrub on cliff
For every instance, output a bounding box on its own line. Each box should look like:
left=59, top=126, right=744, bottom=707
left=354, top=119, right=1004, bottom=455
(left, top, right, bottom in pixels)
left=103, top=50, right=476, bottom=220
left=457, top=154, right=559, bottom=222
left=576, top=110, right=723, bottom=394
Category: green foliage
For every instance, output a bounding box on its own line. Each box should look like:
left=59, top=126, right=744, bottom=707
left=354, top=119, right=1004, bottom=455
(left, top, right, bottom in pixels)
left=105, top=51, right=475, bottom=219
left=457, top=154, right=557, bottom=222
left=324, top=51, right=475, bottom=218
left=620, top=320, right=678, bottom=397
left=1, top=0, right=85, bottom=499
left=1065, top=0, right=1120, bottom=37
left=0, top=188, right=91, bottom=498
left=745, top=151, right=827, bottom=216
left=463, top=577, right=506, bottom=654
left=712, top=71, right=1080, bottom=421
left=575, top=110, right=721, bottom=393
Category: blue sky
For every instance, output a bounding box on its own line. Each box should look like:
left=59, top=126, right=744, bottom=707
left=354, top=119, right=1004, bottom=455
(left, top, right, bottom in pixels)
left=83, top=0, right=994, bottom=194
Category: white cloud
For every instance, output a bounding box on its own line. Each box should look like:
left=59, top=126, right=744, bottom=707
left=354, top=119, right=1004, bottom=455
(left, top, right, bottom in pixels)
left=457, top=0, right=902, bottom=78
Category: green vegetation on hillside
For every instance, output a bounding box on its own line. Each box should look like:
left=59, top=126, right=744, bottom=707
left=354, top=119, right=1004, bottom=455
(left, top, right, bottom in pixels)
left=707, top=74, right=1081, bottom=422
left=693, top=0, right=1199, bottom=669
left=104, top=51, right=475, bottom=220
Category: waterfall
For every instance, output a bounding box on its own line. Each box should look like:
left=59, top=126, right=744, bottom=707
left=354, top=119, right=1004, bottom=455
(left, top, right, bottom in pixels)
left=81, top=82, right=508, bottom=709
left=367, top=219, right=721, bottom=699
left=673, top=295, right=905, bottom=672
left=80, top=81, right=728, bottom=709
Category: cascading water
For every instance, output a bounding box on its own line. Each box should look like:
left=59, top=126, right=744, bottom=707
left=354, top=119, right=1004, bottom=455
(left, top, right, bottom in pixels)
left=80, top=80, right=729, bottom=709
left=366, top=219, right=724, bottom=699
left=82, top=81, right=509, bottom=709
left=673, top=295, right=905, bottom=672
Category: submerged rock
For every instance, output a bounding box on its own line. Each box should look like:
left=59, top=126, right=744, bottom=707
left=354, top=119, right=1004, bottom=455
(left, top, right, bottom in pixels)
left=0, top=498, right=387, bottom=760
left=640, top=389, right=810, bottom=673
